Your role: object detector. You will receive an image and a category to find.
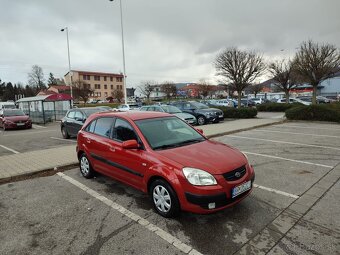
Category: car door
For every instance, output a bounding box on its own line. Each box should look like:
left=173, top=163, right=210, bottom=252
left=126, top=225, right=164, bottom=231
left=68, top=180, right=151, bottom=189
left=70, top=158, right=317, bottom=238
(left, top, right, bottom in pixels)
left=73, top=110, right=85, bottom=135
left=182, top=102, right=197, bottom=116
left=64, top=110, right=76, bottom=135
left=107, top=118, right=149, bottom=190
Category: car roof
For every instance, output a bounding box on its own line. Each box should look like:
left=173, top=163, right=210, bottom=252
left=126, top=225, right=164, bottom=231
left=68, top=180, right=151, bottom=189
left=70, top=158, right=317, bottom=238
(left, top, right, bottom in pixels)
left=90, top=110, right=171, bottom=121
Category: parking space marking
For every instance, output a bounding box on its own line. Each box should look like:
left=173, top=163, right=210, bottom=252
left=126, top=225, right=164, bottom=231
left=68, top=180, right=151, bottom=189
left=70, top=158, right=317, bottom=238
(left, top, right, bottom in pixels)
left=0, top=145, right=19, bottom=154
left=243, top=151, right=333, bottom=168
left=50, top=137, right=76, bottom=142
left=56, top=172, right=203, bottom=255
left=252, top=129, right=340, bottom=139
left=228, top=135, right=340, bottom=151
left=253, top=184, right=299, bottom=199
left=2, top=130, right=57, bottom=137
left=272, top=125, right=340, bottom=131
left=32, top=124, right=47, bottom=129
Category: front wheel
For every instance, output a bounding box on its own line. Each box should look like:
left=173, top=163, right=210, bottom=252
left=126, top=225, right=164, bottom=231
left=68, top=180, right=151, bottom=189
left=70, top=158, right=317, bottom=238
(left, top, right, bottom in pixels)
left=79, top=153, right=94, bottom=179
left=61, top=126, right=70, bottom=139
left=150, top=179, right=180, bottom=218
left=197, top=115, right=206, bottom=125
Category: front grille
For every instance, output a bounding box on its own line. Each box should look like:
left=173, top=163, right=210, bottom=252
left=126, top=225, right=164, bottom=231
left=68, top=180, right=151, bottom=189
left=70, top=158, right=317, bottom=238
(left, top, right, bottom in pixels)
left=223, top=165, right=246, bottom=181
left=216, top=112, right=223, bottom=116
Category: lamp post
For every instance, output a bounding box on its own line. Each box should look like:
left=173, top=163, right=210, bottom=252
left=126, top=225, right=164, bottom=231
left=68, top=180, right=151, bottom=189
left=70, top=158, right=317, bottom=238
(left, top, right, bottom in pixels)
left=60, top=27, right=73, bottom=101
left=109, top=0, right=128, bottom=104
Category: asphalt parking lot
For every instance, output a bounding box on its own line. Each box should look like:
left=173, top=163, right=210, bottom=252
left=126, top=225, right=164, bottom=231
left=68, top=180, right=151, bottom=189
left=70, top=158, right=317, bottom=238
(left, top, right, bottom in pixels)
left=0, top=122, right=75, bottom=156
left=0, top=121, right=339, bottom=254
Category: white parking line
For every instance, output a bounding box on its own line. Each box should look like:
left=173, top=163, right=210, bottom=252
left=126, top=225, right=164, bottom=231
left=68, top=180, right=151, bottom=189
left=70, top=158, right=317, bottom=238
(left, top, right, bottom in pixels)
left=273, top=125, right=340, bottom=131
left=57, top=172, right=202, bottom=255
left=50, top=137, right=76, bottom=142
left=243, top=151, right=333, bottom=168
left=32, top=124, right=47, bottom=129
left=0, top=145, right=20, bottom=154
left=227, top=135, right=340, bottom=151
left=252, top=129, right=340, bottom=138
left=253, top=184, right=299, bottom=199
left=2, top=130, right=56, bottom=137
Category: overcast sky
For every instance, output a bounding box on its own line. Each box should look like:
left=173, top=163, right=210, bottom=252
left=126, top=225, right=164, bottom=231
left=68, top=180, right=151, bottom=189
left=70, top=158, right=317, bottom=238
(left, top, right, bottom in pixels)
left=0, top=0, right=339, bottom=87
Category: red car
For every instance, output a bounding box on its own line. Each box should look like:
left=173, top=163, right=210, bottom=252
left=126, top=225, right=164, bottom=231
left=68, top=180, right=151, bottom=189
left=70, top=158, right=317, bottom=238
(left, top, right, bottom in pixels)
left=0, top=109, right=32, bottom=130
left=77, top=111, right=255, bottom=217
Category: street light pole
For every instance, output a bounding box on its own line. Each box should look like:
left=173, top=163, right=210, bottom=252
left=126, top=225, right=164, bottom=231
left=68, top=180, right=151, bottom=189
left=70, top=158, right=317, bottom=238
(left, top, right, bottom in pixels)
left=61, top=27, right=73, bottom=101
left=110, top=0, right=128, bottom=104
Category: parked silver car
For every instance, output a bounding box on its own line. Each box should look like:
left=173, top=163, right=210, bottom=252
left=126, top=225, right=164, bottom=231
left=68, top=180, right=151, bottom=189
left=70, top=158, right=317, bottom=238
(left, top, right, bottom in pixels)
left=140, top=105, right=197, bottom=125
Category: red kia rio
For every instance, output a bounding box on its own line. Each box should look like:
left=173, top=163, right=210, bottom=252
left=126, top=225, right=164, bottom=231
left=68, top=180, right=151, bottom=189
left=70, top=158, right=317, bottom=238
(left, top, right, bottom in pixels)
left=77, top=111, right=255, bottom=217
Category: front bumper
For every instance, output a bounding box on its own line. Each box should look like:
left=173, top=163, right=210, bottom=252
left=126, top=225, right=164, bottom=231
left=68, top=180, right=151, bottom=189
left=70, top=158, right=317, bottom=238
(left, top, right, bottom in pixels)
left=4, top=122, right=32, bottom=129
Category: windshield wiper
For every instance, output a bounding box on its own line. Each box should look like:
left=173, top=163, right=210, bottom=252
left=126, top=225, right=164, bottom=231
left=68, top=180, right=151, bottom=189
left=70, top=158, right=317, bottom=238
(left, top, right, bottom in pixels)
left=153, top=144, right=181, bottom=150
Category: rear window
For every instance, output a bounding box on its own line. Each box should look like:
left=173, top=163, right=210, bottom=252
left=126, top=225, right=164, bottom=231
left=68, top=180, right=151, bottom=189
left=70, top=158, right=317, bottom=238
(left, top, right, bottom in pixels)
left=93, top=117, right=114, bottom=138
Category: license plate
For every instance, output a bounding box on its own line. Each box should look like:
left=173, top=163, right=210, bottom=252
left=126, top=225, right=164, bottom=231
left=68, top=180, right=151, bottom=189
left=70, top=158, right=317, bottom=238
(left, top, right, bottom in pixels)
left=232, top=181, right=251, bottom=198
left=17, top=123, right=25, bottom=126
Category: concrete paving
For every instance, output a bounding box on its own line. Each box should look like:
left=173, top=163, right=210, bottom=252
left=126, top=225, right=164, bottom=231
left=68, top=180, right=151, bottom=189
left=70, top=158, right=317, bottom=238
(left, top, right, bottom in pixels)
left=0, top=114, right=284, bottom=181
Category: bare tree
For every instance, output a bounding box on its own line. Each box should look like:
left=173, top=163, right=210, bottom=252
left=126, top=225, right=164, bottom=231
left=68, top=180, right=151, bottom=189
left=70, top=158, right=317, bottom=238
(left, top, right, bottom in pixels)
left=138, top=80, right=155, bottom=103
left=248, top=83, right=264, bottom=98
left=268, top=59, right=297, bottom=103
left=293, top=40, right=340, bottom=104
left=160, top=81, right=177, bottom=102
left=28, top=65, right=46, bottom=90
left=112, top=89, right=124, bottom=103
left=215, top=48, right=266, bottom=108
left=197, top=79, right=213, bottom=98
left=72, top=80, right=93, bottom=105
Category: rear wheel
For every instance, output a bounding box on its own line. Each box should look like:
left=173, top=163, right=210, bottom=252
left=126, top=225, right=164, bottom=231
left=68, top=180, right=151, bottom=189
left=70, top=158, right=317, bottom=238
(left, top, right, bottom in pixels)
left=79, top=153, right=94, bottom=178
left=61, top=126, right=70, bottom=139
left=150, top=179, right=180, bottom=218
left=197, top=115, right=206, bottom=125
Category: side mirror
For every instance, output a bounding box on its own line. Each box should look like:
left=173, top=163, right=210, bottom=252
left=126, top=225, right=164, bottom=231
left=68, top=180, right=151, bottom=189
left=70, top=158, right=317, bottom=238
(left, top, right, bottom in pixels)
left=122, top=139, right=140, bottom=149
left=197, top=128, right=204, bottom=134
left=82, top=118, right=86, bottom=123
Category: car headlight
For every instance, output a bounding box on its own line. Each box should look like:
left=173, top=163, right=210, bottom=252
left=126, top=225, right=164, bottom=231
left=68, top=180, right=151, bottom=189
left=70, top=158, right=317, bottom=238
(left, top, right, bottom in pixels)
left=182, top=167, right=217, bottom=186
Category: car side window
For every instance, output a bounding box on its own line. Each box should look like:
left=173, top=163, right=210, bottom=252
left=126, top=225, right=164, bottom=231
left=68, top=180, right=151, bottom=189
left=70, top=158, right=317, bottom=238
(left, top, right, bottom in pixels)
left=85, top=119, right=97, bottom=133
left=74, top=111, right=84, bottom=120
left=67, top=111, right=75, bottom=119
left=113, top=118, right=138, bottom=142
left=183, top=103, right=192, bottom=110
left=154, top=107, right=163, bottom=112
left=93, top=117, right=114, bottom=138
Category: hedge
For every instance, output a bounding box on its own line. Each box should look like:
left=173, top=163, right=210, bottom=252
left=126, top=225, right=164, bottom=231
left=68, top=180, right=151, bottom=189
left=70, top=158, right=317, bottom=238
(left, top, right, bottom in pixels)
left=215, top=106, right=258, bottom=118
left=256, top=102, right=301, bottom=112
left=285, top=104, right=340, bottom=123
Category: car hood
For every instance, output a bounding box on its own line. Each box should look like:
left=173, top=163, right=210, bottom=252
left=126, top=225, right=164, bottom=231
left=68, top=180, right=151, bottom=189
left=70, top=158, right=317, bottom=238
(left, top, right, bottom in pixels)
left=4, top=115, right=29, bottom=122
left=174, top=112, right=195, bottom=119
left=156, top=140, right=246, bottom=175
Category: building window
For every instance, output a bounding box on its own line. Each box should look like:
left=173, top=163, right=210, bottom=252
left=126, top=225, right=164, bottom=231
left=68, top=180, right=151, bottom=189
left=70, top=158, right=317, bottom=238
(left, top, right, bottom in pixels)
left=98, top=92, right=101, bottom=97
left=104, top=84, right=107, bottom=89
left=111, top=85, right=114, bottom=90
left=104, top=92, right=108, bottom=97
left=104, top=76, right=107, bottom=81
left=116, top=77, right=123, bottom=82
left=110, top=77, right=113, bottom=82
left=83, top=75, right=90, bottom=80
left=83, top=75, right=86, bottom=80
left=94, top=76, right=100, bottom=81
left=95, top=84, right=101, bottom=89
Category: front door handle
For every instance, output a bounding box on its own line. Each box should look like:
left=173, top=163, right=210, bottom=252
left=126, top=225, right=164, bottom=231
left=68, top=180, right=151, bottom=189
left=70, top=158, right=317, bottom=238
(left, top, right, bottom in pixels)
left=85, top=138, right=91, bottom=144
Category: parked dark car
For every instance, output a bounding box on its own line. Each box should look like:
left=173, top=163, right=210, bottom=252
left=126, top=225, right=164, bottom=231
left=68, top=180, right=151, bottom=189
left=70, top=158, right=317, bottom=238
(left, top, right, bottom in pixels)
left=77, top=111, right=254, bottom=217
left=61, top=107, right=109, bottom=138
left=0, top=109, right=32, bottom=130
left=240, top=99, right=256, bottom=107
left=140, top=105, right=197, bottom=125
left=171, top=101, right=224, bottom=125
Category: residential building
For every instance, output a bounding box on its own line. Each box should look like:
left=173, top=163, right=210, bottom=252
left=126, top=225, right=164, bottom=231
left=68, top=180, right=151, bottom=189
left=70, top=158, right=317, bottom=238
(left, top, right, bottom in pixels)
left=64, top=70, right=125, bottom=101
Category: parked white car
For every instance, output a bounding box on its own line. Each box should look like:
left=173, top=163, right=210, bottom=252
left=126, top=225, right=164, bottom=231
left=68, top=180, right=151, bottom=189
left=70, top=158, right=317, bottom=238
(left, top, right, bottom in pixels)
left=277, top=98, right=311, bottom=105
left=214, top=99, right=234, bottom=107
left=251, top=98, right=264, bottom=105
left=117, top=104, right=140, bottom=111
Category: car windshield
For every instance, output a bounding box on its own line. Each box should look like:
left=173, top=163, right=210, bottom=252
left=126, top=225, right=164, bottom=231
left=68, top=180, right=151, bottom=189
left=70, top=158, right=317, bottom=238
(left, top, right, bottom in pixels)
left=190, top=101, right=209, bottom=109
left=135, top=117, right=205, bottom=150
left=161, top=105, right=182, bottom=113
left=82, top=108, right=106, bottom=117
left=4, top=110, right=25, bottom=116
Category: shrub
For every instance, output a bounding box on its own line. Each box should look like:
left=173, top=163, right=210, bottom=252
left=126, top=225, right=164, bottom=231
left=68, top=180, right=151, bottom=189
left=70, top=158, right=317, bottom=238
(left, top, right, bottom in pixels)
left=256, top=102, right=301, bottom=112
left=285, top=104, right=340, bottom=122
left=215, top=106, right=258, bottom=118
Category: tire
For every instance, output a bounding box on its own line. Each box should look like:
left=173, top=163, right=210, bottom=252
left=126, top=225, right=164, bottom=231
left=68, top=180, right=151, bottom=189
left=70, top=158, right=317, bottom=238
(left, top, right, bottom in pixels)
left=79, top=153, right=94, bottom=179
left=150, top=179, right=180, bottom=218
left=197, top=115, right=206, bottom=125
left=61, top=126, right=70, bottom=139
